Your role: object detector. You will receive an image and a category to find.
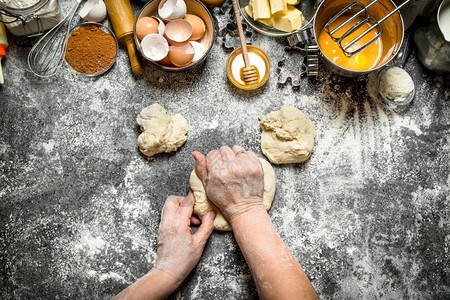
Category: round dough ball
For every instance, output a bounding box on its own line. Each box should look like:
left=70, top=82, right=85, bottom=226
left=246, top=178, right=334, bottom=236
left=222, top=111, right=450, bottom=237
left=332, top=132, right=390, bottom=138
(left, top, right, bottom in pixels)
left=259, top=106, right=315, bottom=164
left=189, top=158, right=276, bottom=231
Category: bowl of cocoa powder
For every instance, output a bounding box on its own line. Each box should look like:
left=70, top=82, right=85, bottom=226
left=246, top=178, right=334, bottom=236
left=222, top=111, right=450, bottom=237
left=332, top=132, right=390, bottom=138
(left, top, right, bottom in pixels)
left=65, top=22, right=118, bottom=76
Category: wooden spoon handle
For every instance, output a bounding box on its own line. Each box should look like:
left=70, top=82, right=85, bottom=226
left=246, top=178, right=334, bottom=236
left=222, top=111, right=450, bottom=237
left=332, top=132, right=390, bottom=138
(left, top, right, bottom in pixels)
left=231, top=0, right=251, bottom=67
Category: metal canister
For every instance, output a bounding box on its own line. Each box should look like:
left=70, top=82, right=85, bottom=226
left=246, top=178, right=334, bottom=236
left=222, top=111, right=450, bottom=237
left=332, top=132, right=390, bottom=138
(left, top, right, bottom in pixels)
left=0, top=0, right=63, bottom=36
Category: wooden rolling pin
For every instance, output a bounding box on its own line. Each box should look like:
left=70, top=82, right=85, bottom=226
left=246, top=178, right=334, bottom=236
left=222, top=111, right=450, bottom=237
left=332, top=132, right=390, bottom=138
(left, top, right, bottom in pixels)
left=104, top=0, right=144, bottom=75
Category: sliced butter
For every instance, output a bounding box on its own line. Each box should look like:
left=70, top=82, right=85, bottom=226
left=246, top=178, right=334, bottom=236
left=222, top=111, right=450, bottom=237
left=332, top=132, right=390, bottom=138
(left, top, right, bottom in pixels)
left=245, top=4, right=253, bottom=18
left=269, top=0, right=287, bottom=15
left=286, top=0, right=300, bottom=5
left=253, top=0, right=271, bottom=20
left=258, top=17, right=274, bottom=27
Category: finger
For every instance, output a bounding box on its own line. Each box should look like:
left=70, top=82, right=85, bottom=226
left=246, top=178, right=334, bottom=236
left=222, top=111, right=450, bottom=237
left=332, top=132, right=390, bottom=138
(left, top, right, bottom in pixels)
left=193, top=210, right=216, bottom=246
left=192, top=151, right=207, bottom=184
left=161, top=195, right=183, bottom=220
left=190, top=215, right=201, bottom=225
left=220, top=146, right=236, bottom=164
left=178, top=191, right=195, bottom=219
left=232, top=145, right=245, bottom=155
left=206, top=149, right=221, bottom=166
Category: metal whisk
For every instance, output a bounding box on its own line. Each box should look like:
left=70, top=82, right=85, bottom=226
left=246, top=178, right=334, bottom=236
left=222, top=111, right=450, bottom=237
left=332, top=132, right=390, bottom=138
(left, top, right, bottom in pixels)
left=324, top=0, right=410, bottom=57
left=28, top=0, right=82, bottom=78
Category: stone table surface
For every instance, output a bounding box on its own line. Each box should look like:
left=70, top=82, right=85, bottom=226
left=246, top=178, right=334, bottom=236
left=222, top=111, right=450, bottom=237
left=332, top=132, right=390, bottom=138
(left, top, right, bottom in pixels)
left=1, top=0, right=449, bottom=299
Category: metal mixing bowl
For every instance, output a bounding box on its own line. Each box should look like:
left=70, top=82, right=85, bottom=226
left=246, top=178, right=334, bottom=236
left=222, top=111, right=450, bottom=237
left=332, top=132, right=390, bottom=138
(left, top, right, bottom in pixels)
left=238, top=0, right=318, bottom=37
left=313, top=0, right=404, bottom=77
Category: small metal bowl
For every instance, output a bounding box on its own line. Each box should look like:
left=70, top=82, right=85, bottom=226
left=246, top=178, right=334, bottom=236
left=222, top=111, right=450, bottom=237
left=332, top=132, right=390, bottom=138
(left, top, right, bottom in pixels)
left=377, top=66, right=415, bottom=109
left=238, top=0, right=317, bottom=37
left=65, top=22, right=118, bottom=76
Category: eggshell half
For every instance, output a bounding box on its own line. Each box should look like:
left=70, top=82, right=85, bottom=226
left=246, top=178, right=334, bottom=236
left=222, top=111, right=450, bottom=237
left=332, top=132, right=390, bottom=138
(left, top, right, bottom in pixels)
left=136, top=17, right=159, bottom=41
left=141, top=33, right=169, bottom=62
left=185, top=14, right=205, bottom=40
left=158, top=0, right=187, bottom=21
left=168, top=42, right=195, bottom=67
left=164, top=19, right=192, bottom=46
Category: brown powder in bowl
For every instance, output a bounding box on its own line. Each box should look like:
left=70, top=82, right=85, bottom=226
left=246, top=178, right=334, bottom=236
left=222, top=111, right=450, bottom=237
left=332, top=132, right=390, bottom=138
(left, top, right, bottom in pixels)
left=65, top=24, right=117, bottom=75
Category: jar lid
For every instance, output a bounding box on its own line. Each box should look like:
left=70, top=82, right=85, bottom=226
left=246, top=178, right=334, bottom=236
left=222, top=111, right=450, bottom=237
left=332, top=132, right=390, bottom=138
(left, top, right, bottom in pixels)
left=0, top=0, right=49, bottom=15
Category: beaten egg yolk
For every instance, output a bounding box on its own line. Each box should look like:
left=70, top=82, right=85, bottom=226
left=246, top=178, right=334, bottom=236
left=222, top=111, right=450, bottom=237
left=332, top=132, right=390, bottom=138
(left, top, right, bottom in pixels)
left=318, top=15, right=382, bottom=71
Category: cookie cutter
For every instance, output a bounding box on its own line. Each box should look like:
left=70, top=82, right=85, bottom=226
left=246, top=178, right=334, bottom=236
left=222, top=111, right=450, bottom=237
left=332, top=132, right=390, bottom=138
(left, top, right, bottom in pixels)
left=218, top=3, right=255, bottom=50
left=276, top=25, right=319, bottom=87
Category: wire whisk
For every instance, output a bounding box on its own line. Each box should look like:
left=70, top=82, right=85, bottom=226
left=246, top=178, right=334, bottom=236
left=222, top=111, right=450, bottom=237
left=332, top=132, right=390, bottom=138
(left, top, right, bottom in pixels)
left=28, top=0, right=82, bottom=78
left=325, top=0, right=410, bottom=57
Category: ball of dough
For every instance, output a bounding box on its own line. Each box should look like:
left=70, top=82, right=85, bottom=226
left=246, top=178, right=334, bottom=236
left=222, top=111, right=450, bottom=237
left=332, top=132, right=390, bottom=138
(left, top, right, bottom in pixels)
left=137, top=103, right=188, bottom=158
left=189, top=158, right=276, bottom=231
left=379, top=67, right=414, bottom=102
left=259, top=106, right=315, bottom=164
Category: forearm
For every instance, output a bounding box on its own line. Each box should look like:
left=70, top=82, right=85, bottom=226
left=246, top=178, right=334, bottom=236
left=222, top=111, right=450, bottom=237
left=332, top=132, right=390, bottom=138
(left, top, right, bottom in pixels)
left=231, top=206, right=318, bottom=300
left=112, top=268, right=181, bottom=300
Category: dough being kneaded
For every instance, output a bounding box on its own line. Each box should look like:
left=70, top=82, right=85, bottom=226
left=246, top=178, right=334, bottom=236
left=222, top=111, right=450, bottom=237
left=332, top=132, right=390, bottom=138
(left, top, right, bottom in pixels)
left=189, top=158, right=276, bottom=231
left=259, top=106, right=315, bottom=164
left=137, top=103, right=188, bottom=158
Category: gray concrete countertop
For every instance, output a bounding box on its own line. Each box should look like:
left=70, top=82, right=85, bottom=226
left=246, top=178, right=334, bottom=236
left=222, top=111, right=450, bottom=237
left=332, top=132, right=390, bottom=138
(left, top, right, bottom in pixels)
left=1, top=0, right=449, bottom=299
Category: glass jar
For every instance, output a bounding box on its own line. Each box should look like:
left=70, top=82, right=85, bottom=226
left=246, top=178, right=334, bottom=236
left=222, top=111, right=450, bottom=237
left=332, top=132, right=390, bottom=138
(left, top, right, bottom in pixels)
left=414, top=0, right=450, bottom=73
left=0, top=0, right=63, bottom=36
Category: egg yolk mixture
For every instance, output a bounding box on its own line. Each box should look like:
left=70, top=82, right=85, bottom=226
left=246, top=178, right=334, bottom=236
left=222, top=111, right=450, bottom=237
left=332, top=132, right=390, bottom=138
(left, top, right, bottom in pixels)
left=318, top=15, right=382, bottom=71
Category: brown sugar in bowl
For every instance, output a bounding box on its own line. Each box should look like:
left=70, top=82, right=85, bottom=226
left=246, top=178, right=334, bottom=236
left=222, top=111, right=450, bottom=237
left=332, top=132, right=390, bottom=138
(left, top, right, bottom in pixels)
left=65, top=22, right=118, bottom=76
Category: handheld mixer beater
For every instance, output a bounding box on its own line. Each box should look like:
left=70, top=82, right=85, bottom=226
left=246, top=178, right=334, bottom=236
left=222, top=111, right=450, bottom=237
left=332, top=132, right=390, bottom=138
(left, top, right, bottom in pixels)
left=325, top=0, right=410, bottom=57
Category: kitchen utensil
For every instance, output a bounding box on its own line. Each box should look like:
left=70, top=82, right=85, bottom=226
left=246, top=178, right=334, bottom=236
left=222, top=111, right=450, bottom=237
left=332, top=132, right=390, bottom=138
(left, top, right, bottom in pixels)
left=135, top=0, right=215, bottom=72
left=27, top=0, right=82, bottom=77
left=104, top=0, right=144, bottom=75
left=324, top=0, right=410, bottom=57
left=312, top=0, right=403, bottom=77
left=231, top=0, right=257, bottom=85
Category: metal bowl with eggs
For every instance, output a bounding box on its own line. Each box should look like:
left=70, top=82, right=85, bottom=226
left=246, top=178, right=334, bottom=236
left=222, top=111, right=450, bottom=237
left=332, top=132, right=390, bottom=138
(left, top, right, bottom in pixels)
left=134, top=0, right=215, bottom=71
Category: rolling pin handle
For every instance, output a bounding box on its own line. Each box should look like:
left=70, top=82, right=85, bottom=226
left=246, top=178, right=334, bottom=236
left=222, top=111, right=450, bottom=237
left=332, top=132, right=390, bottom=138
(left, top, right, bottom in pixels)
left=125, top=39, right=144, bottom=75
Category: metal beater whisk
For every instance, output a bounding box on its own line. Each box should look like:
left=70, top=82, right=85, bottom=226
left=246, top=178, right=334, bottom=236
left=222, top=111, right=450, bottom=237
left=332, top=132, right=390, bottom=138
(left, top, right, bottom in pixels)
left=28, top=0, right=82, bottom=78
left=324, top=0, right=410, bottom=57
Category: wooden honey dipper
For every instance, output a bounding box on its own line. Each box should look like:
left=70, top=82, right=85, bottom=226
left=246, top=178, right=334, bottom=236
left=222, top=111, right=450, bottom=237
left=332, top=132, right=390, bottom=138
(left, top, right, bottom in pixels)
left=231, top=0, right=259, bottom=85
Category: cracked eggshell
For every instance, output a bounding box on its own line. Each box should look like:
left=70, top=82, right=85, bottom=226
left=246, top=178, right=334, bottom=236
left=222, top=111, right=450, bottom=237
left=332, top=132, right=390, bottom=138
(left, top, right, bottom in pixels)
left=185, top=14, right=205, bottom=40
left=190, top=41, right=205, bottom=62
left=82, top=0, right=107, bottom=22
left=141, top=33, right=169, bottom=62
left=154, top=17, right=166, bottom=35
left=158, top=0, right=187, bottom=21
left=164, top=19, right=192, bottom=46
left=136, top=17, right=159, bottom=40
left=168, top=42, right=195, bottom=67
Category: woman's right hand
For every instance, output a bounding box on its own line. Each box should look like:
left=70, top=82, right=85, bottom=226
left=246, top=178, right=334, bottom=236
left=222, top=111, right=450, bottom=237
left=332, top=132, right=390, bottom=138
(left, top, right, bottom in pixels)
left=192, top=145, right=265, bottom=223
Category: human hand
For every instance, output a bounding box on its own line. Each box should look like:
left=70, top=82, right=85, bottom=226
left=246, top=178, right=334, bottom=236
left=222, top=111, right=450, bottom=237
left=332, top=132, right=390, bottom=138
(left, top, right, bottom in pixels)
left=154, top=191, right=215, bottom=283
left=192, top=145, right=264, bottom=223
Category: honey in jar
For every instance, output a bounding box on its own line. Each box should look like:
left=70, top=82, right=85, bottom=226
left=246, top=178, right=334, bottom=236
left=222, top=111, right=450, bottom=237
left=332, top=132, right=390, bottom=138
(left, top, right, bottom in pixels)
left=318, top=15, right=383, bottom=71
